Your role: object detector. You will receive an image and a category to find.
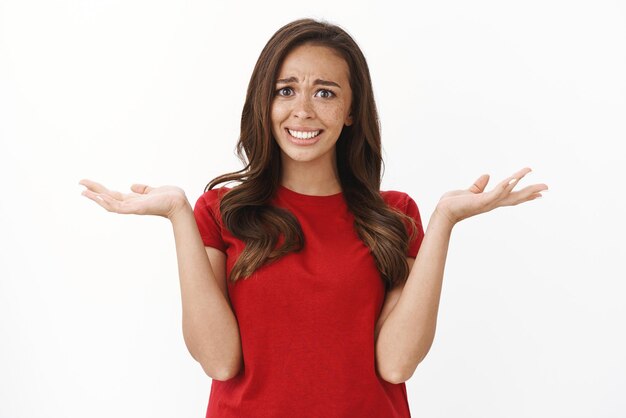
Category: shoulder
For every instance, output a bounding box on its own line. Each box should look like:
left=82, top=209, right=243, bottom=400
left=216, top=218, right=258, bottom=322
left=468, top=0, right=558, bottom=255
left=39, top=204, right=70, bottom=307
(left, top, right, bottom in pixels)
left=197, top=186, right=232, bottom=206
left=193, top=187, right=232, bottom=251
left=194, top=186, right=233, bottom=218
left=380, top=189, right=417, bottom=210
left=380, top=189, right=423, bottom=226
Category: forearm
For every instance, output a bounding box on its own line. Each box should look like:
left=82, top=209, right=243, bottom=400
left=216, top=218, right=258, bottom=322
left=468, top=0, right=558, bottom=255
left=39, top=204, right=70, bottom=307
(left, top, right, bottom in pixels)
left=376, top=210, right=454, bottom=383
left=169, top=201, right=242, bottom=381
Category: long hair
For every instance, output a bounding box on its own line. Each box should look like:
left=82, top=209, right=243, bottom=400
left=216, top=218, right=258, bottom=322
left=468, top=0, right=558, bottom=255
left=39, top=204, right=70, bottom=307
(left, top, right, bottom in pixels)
left=205, top=18, right=418, bottom=291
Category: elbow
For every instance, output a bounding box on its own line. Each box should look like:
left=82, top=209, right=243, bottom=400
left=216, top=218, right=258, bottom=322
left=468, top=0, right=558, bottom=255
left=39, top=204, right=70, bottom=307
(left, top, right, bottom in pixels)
left=209, top=366, right=239, bottom=382
left=191, top=345, right=242, bottom=381
left=378, top=354, right=427, bottom=384
left=380, top=363, right=419, bottom=384
left=200, top=357, right=242, bottom=381
left=377, top=333, right=435, bottom=384
left=377, top=361, right=410, bottom=384
left=218, top=358, right=243, bottom=381
left=381, top=370, right=408, bottom=385
left=185, top=335, right=243, bottom=381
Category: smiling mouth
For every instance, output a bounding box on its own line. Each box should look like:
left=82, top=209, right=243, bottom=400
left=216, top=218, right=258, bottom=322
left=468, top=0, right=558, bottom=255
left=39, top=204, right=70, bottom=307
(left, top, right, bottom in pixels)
left=286, top=128, right=323, bottom=140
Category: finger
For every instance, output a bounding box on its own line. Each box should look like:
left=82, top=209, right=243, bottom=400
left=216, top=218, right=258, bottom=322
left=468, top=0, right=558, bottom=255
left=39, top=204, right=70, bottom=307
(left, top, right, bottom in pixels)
left=469, top=174, right=490, bottom=193
left=500, top=184, right=548, bottom=206
left=498, top=167, right=532, bottom=194
left=509, top=191, right=543, bottom=205
left=79, top=179, right=125, bottom=201
left=94, top=192, right=138, bottom=214
left=81, top=189, right=113, bottom=211
left=78, top=179, right=110, bottom=193
left=130, top=183, right=152, bottom=194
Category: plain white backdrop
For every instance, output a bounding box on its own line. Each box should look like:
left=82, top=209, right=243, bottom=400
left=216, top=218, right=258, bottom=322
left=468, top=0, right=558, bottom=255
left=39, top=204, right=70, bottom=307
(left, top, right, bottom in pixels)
left=1, top=0, right=624, bottom=417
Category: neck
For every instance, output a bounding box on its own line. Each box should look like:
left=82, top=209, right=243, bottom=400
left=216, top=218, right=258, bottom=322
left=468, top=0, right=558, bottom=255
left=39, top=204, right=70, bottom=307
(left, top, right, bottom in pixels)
left=280, top=154, right=341, bottom=196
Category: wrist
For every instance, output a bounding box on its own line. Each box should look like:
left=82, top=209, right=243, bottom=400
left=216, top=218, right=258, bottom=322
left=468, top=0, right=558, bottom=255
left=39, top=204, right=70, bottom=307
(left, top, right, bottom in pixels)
left=432, top=206, right=457, bottom=231
left=168, top=198, right=192, bottom=223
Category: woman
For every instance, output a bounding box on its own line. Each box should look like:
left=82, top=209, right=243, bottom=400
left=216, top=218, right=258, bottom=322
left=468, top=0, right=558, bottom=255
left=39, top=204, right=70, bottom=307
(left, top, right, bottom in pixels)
left=79, top=18, right=548, bottom=418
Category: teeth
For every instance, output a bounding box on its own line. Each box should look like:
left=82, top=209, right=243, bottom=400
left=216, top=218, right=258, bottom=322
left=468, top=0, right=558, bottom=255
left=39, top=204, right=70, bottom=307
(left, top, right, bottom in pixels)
left=288, top=129, right=320, bottom=139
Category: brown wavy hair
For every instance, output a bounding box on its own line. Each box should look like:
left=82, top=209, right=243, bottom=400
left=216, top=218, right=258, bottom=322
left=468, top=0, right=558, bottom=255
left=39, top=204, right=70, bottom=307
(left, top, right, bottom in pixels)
left=204, top=18, right=418, bottom=291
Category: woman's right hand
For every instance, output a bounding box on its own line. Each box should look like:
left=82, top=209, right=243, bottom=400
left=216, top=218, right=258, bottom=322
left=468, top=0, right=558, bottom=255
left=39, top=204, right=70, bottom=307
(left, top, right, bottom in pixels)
left=79, top=179, right=188, bottom=219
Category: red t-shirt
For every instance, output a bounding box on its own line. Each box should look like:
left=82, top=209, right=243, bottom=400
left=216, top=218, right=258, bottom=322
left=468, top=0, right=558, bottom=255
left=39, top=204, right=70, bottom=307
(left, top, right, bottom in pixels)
left=193, top=184, right=425, bottom=418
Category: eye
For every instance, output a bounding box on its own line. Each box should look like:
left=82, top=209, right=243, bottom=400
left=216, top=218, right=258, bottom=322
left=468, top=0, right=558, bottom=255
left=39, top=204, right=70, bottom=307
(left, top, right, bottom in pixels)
left=276, top=87, right=293, bottom=97
left=315, top=89, right=335, bottom=99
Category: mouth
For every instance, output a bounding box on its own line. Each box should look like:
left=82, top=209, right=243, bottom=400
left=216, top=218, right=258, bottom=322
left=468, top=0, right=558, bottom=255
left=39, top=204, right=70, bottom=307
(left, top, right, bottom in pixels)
left=285, top=128, right=323, bottom=140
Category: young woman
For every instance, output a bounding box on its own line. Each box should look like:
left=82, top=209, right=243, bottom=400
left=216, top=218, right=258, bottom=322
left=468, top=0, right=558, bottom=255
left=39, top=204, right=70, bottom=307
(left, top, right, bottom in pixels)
left=79, top=18, right=548, bottom=418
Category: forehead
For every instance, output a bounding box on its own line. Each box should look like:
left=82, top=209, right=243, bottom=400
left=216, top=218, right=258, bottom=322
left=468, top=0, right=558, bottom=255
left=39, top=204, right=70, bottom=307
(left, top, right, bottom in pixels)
left=277, top=44, right=350, bottom=82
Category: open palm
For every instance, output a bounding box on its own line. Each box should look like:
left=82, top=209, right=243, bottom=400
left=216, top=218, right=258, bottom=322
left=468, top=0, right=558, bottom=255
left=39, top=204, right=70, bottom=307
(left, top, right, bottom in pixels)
left=79, top=179, right=187, bottom=219
left=435, top=167, right=549, bottom=225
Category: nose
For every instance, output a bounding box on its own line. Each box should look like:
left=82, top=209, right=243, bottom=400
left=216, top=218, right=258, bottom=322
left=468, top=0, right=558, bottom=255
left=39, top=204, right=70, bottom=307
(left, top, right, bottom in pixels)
left=293, top=94, right=315, bottom=119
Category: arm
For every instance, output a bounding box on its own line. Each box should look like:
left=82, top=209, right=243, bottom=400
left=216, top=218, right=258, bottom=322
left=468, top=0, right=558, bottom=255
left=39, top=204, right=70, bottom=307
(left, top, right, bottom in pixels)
left=169, top=200, right=242, bottom=381
left=375, top=209, right=454, bottom=384
left=375, top=167, right=547, bottom=383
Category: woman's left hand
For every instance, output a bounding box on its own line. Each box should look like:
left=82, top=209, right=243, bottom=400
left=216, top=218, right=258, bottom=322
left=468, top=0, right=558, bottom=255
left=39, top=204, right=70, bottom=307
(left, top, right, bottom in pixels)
left=435, top=167, right=549, bottom=226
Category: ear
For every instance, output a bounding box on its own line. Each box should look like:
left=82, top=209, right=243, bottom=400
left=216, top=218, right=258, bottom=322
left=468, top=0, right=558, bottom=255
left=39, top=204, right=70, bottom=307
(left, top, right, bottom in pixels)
left=345, top=113, right=353, bottom=127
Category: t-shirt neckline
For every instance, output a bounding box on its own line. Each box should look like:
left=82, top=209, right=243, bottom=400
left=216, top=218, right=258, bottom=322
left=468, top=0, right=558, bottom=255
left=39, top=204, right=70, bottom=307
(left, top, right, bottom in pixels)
left=277, top=184, right=345, bottom=206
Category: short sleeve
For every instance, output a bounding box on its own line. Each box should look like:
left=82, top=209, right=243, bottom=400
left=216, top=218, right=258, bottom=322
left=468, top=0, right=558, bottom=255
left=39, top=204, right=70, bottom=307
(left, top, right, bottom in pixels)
left=402, top=194, right=425, bottom=258
left=381, top=190, right=425, bottom=257
left=193, top=189, right=227, bottom=252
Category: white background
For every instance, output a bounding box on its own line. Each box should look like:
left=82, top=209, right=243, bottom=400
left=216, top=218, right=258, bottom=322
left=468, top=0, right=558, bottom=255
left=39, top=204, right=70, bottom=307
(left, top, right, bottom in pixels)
left=1, top=0, right=625, bottom=417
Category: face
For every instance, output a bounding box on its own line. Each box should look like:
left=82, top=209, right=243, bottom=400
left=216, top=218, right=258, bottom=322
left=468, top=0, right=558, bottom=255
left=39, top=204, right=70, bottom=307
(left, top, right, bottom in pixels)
left=270, top=43, right=353, bottom=171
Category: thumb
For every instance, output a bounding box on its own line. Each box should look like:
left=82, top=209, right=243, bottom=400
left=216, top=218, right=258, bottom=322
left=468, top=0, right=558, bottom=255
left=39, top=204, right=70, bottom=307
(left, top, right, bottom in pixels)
left=131, top=183, right=152, bottom=194
left=469, top=174, right=490, bottom=194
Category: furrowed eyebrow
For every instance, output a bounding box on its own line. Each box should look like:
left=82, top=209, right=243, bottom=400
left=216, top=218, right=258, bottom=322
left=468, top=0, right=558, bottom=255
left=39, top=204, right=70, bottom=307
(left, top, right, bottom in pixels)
left=276, top=76, right=341, bottom=89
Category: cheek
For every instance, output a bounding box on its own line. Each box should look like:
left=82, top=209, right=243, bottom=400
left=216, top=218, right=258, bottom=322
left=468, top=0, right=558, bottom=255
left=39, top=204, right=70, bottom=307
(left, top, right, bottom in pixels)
left=270, top=102, right=286, bottom=124
left=269, top=108, right=281, bottom=138
left=317, top=104, right=348, bottom=125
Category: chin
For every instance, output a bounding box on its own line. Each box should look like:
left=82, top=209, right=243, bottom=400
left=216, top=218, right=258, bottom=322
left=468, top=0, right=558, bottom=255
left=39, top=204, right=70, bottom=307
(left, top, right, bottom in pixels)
left=283, top=152, right=321, bottom=163
left=281, top=146, right=336, bottom=164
